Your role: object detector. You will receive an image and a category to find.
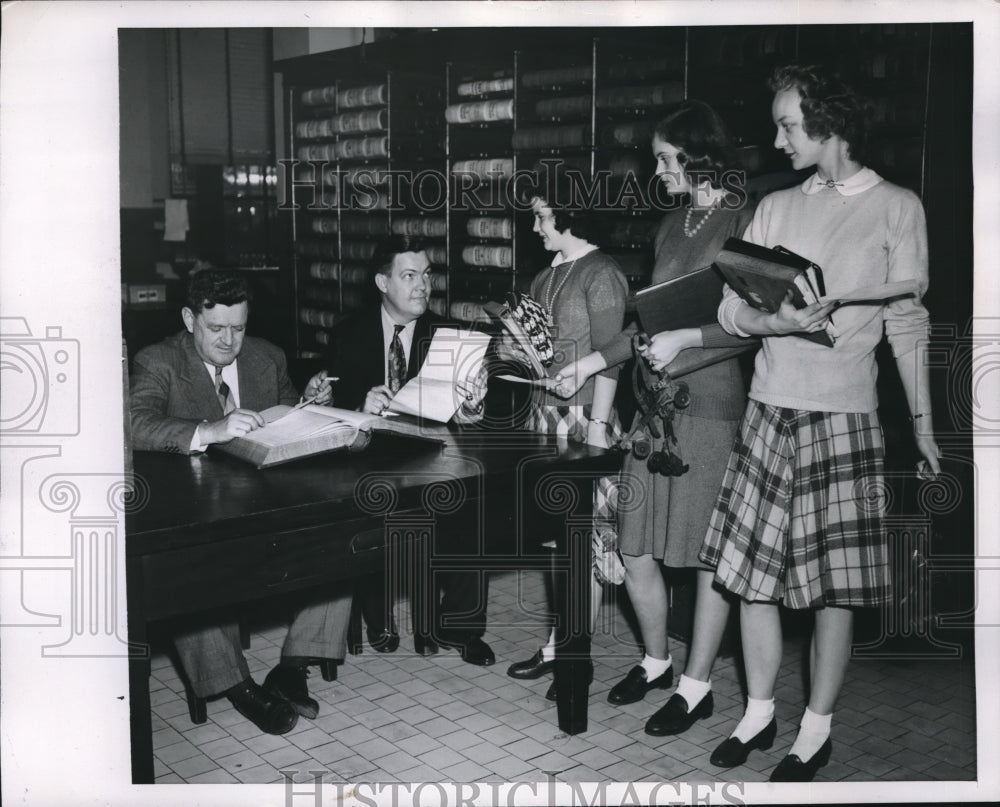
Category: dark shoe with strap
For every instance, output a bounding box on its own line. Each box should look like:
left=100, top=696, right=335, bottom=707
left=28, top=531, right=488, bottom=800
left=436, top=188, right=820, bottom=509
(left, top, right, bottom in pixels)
left=769, top=738, right=832, bottom=782
left=607, top=665, right=674, bottom=705
left=645, top=691, right=714, bottom=736
left=437, top=634, right=496, bottom=666
left=263, top=660, right=319, bottom=720
left=544, top=662, right=595, bottom=702
left=225, top=677, right=298, bottom=735
left=414, top=633, right=439, bottom=656
left=507, top=649, right=553, bottom=680
left=710, top=718, right=778, bottom=768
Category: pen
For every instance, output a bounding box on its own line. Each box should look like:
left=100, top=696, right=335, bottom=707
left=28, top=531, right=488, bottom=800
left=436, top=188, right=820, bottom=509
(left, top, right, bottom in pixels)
left=293, top=376, right=339, bottom=410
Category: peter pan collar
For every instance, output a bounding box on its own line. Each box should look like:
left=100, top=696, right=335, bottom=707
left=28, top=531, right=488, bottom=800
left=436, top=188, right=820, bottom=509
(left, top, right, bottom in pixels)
left=801, top=167, right=882, bottom=196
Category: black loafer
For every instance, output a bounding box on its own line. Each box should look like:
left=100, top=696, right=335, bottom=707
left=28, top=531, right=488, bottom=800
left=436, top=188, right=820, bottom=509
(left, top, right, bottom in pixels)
left=367, top=627, right=400, bottom=653
left=607, top=665, right=674, bottom=705
left=507, top=649, right=553, bottom=680
left=645, top=691, right=714, bottom=736
left=545, top=662, right=595, bottom=701
left=769, top=738, right=832, bottom=782
left=438, top=635, right=496, bottom=666
left=264, top=662, right=319, bottom=720
left=226, top=677, right=298, bottom=735
left=414, top=634, right=439, bottom=656
left=710, top=718, right=778, bottom=768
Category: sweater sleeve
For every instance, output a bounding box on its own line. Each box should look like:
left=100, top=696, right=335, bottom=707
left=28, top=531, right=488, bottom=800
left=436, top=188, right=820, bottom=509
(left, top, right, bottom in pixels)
left=584, top=256, right=629, bottom=380
left=883, top=190, right=931, bottom=358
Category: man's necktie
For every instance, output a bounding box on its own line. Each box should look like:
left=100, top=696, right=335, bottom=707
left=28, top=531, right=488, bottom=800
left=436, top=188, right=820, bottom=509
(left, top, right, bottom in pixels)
left=388, top=324, right=406, bottom=394
left=215, top=366, right=235, bottom=414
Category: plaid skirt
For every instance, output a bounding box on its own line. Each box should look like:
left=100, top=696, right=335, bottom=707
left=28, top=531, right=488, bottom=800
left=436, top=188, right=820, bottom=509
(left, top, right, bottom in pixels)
left=527, top=405, right=623, bottom=577
left=700, top=400, right=889, bottom=609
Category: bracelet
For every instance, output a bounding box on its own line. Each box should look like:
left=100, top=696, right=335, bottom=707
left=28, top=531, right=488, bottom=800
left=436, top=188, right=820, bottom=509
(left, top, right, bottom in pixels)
left=590, top=418, right=608, bottom=426
left=909, top=413, right=930, bottom=422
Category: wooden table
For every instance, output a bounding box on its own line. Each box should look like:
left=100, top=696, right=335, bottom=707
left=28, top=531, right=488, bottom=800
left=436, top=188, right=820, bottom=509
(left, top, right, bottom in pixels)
left=126, top=429, right=621, bottom=783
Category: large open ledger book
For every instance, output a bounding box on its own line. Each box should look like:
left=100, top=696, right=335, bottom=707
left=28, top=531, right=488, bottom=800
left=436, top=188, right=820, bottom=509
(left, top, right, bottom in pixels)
left=213, top=404, right=446, bottom=469
left=386, top=327, right=493, bottom=421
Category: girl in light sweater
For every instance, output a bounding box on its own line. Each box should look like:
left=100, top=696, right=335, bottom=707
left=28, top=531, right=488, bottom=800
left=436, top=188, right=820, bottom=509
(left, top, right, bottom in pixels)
left=700, top=65, right=941, bottom=782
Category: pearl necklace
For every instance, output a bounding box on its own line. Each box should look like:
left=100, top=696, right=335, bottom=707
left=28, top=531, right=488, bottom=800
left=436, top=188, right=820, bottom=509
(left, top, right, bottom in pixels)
left=683, top=203, right=718, bottom=238
left=543, top=258, right=578, bottom=316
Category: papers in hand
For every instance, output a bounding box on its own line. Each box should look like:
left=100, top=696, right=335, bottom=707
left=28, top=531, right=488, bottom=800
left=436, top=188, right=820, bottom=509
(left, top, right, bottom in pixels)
left=818, top=280, right=920, bottom=305
left=387, top=327, right=492, bottom=422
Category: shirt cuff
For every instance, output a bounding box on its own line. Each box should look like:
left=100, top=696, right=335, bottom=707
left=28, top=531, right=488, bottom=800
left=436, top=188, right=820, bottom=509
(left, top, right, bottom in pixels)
left=190, top=423, right=209, bottom=453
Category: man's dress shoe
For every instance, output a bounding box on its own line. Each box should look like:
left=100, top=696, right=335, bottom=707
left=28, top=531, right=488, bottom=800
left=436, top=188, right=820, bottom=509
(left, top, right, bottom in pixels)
left=263, top=662, right=319, bottom=720
left=769, top=738, right=833, bottom=782
left=367, top=627, right=400, bottom=653
left=607, top=665, right=674, bottom=705
left=710, top=719, right=778, bottom=767
left=644, top=692, right=714, bottom=736
left=437, top=634, right=496, bottom=666
left=225, top=677, right=298, bottom=735
left=506, top=649, right=553, bottom=680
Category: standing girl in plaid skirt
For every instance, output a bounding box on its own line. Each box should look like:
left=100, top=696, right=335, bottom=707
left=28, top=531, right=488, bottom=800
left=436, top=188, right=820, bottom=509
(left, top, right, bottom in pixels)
left=504, top=179, right=629, bottom=701
left=700, top=64, right=942, bottom=781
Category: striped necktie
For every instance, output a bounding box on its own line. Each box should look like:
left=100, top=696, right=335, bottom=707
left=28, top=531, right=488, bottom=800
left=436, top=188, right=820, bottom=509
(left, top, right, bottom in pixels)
left=215, top=365, right=235, bottom=414
left=388, top=324, right=406, bottom=394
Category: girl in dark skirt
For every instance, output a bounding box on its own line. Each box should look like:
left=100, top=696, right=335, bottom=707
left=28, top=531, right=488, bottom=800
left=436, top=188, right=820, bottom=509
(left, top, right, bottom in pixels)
left=700, top=64, right=941, bottom=782
left=548, top=101, right=756, bottom=734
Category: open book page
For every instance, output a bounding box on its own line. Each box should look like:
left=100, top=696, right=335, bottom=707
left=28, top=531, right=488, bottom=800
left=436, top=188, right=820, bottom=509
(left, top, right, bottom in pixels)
left=252, top=405, right=361, bottom=449
left=387, top=328, right=492, bottom=422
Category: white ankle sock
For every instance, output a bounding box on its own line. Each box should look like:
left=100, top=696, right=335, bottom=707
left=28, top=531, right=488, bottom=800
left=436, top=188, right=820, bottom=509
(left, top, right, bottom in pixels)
left=788, top=707, right=831, bottom=761
left=674, top=674, right=711, bottom=710
left=540, top=631, right=557, bottom=662
left=732, top=697, right=775, bottom=743
left=640, top=654, right=672, bottom=680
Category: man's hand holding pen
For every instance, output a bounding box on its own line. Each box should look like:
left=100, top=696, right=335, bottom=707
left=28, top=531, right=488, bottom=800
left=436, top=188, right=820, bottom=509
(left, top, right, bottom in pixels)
left=301, top=372, right=338, bottom=407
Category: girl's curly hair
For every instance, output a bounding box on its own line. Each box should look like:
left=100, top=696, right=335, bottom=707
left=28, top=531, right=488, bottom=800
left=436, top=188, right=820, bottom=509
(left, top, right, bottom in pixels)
left=769, top=64, right=871, bottom=163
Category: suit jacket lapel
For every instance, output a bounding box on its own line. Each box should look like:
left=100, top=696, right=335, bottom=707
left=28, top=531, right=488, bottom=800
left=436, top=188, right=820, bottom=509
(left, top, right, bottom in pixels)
left=179, top=333, right=225, bottom=418
left=236, top=339, right=271, bottom=411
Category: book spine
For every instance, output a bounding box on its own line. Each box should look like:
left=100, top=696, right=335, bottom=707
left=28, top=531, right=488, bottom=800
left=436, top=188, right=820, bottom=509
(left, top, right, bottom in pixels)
left=444, top=99, right=515, bottom=124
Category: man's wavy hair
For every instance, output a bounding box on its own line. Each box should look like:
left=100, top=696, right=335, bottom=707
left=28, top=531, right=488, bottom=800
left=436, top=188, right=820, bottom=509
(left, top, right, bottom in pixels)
left=653, top=100, right=738, bottom=189
left=185, top=269, right=252, bottom=315
left=370, top=234, right=429, bottom=278
left=769, top=64, right=871, bottom=163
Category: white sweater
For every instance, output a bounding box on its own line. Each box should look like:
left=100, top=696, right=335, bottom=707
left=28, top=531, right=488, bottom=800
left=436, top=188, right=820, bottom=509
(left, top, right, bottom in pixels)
left=718, top=172, right=930, bottom=413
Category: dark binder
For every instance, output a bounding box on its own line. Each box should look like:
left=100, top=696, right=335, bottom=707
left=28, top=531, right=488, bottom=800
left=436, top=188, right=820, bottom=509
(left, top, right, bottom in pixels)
left=712, top=237, right=835, bottom=347
left=631, top=265, right=726, bottom=335
left=630, top=265, right=759, bottom=379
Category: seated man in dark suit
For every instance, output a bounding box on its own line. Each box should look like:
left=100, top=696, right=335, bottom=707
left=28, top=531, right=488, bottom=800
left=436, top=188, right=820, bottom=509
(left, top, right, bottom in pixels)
left=322, top=235, right=495, bottom=666
left=130, top=269, right=351, bottom=734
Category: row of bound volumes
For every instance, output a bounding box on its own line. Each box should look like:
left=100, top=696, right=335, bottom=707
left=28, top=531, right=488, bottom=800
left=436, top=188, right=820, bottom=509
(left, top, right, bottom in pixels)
left=295, top=109, right=387, bottom=138
left=301, top=83, right=387, bottom=108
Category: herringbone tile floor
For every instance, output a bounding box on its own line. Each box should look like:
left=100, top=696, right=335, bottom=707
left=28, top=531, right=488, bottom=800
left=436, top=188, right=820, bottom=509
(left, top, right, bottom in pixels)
left=148, top=569, right=976, bottom=785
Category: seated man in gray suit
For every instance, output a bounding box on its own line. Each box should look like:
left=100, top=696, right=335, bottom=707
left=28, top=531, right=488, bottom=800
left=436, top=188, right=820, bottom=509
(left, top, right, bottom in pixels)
left=130, top=269, right=349, bottom=734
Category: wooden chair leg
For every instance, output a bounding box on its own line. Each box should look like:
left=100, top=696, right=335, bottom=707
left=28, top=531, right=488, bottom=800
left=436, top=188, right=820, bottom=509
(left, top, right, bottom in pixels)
left=319, top=659, right=339, bottom=682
